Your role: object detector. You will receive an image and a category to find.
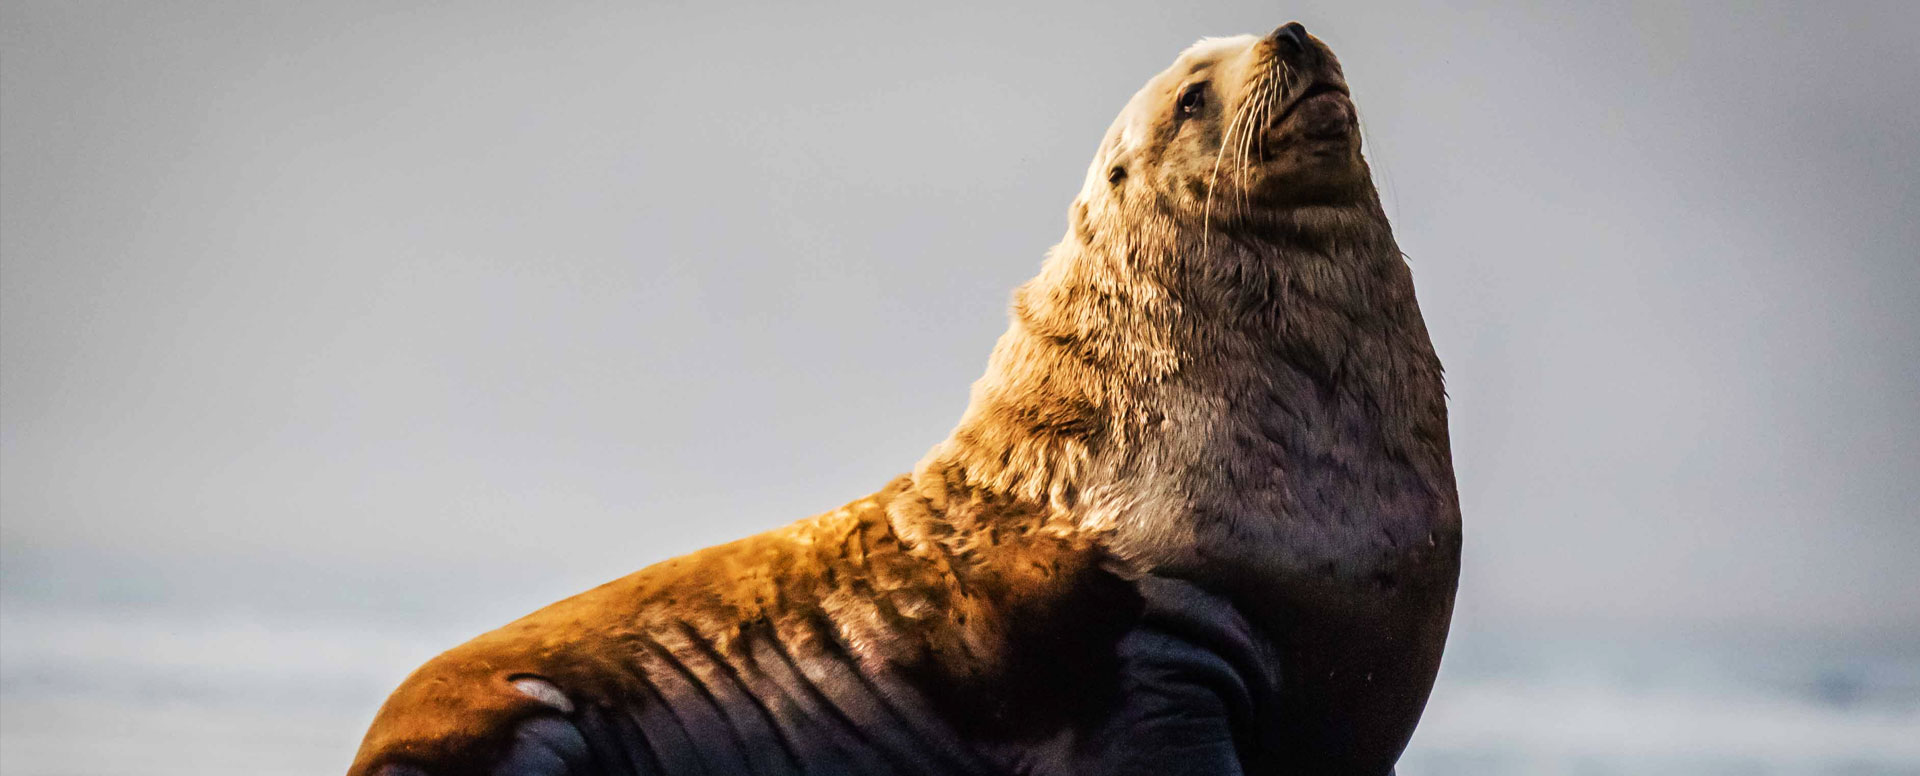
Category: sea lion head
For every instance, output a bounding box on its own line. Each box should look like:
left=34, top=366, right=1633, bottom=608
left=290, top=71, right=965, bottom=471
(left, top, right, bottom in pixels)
left=1080, top=23, right=1371, bottom=232
left=920, top=23, right=1433, bottom=521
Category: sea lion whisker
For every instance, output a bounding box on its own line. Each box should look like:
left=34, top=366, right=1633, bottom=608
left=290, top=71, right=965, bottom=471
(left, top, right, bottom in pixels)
left=1238, top=76, right=1263, bottom=218
left=1204, top=89, right=1252, bottom=251
left=1257, top=69, right=1278, bottom=162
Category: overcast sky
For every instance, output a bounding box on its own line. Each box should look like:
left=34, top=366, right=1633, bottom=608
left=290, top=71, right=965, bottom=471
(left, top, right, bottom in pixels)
left=3, top=0, right=1917, bottom=646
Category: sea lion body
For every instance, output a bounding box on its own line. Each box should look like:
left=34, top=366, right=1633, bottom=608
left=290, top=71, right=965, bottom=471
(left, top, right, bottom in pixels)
left=350, top=480, right=1291, bottom=775
left=350, top=23, right=1459, bottom=776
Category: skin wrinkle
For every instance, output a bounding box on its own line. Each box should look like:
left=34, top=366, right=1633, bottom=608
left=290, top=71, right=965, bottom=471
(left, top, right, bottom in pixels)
left=621, top=678, right=707, bottom=776
left=670, top=622, right=806, bottom=772
left=741, top=638, right=864, bottom=758
left=631, top=631, right=757, bottom=774
left=348, top=27, right=1457, bottom=776
left=788, top=607, right=997, bottom=774
left=601, top=703, right=661, bottom=775
left=570, top=703, right=640, bottom=776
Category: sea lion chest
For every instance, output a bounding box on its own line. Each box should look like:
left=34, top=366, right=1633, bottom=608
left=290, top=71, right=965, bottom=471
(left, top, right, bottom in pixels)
left=1107, top=318, right=1462, bottom=773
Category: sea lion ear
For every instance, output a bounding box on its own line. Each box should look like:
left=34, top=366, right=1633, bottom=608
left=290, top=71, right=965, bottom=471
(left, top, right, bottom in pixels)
left=1082, top=145, right=1132, bottom=200
left=1101, top=140, right=1137, bottom=188
left=1082, top=116, right=1137, bottom=199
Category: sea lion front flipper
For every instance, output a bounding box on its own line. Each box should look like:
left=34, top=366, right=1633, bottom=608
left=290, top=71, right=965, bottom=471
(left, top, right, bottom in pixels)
left=1075, top=577, right=1274, bottom=775
left=487, top=716, right=595, bottom=776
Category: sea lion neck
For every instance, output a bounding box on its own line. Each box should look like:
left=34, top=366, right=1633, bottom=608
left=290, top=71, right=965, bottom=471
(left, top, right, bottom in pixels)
left=908, top=192, right=1444, bottom=558
left=1169, top=198, right=1407, bottom=323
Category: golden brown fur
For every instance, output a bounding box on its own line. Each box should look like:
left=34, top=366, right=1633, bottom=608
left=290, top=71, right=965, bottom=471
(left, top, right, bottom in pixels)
left=920, top=32, right=1453, bottom=602
left=352, top=476, right=1140, bottom=774
left=351, top=26, right=1459, bottom=775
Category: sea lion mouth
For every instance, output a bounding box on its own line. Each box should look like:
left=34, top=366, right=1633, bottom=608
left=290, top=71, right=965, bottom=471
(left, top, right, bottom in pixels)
left=1197, top=47, right=1363, bottom=223
left=1271, top=82, right=1353, bottom=138
left=1275, top=83, right=1349, bottom=123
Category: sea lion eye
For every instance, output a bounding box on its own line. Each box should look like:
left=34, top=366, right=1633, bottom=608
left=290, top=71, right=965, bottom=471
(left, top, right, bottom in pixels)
left=1177, top=83, right=1207, bottom=116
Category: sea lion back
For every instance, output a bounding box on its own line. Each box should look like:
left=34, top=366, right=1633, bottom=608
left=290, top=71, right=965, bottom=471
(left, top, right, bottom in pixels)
left=349, top=482, right=1014, bottom=776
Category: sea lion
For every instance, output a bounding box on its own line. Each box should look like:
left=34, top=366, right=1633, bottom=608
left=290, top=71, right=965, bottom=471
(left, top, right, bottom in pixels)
left=348, top=22, right=1460, bottom=776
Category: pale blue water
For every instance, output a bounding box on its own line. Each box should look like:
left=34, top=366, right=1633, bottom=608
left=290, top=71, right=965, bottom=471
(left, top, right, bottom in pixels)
left=3, top=601, right=1916, bottom=775
left=1401, top=626, right=1920, bottom=775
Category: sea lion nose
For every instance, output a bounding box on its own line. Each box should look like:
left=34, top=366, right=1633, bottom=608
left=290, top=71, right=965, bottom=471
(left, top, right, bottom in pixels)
left=1271, top=22, right=1308, bottom=52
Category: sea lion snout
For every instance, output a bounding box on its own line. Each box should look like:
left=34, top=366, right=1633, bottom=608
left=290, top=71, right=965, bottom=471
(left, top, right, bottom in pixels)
left=1265, top=21, right=1324, bottom=69
left=1269, top=22, right=1309, bottom=53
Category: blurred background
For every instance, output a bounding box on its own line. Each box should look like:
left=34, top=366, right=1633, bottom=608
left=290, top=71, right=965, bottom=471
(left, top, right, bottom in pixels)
left=3, top=1, right=1917, bottom=773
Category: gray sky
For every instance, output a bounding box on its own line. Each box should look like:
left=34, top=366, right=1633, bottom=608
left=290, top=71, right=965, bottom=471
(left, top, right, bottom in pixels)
left=3, top=0, right=1917, bottom=644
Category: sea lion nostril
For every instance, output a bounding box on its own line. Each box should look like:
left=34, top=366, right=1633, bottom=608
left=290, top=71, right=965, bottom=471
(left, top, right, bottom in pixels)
left=1272, top=22, right=1308, bottom=51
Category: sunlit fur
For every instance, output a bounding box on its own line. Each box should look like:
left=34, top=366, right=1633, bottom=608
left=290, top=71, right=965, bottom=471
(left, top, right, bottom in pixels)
left=915, top=32, right=1455, bottom=592
left=349, top=29, right=1459, bottom=776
